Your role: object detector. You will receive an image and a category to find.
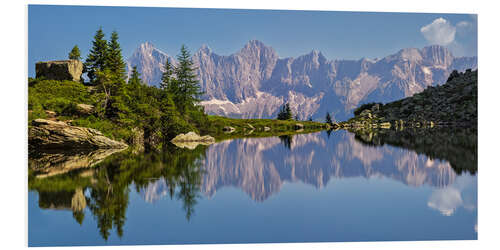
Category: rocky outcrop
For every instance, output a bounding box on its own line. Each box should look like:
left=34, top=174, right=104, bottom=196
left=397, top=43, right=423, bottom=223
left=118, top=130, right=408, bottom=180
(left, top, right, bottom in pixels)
left=29, top=119, right=128, bottom=150
left=170, top=132, right=215, bottom=149
left=36, top=59, right=84, bottom=82
left=340, top=69, right=477, bottom=129
left=76, top=104, right=94, bottom=115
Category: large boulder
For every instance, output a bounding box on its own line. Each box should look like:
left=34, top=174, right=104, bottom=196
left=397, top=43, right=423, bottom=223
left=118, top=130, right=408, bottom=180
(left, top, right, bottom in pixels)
left=29, top=119, right=128, bottom=149
left=170, top=131, right=215, bottom=149
left=36, top=59, right=83, bottom=82
left=171, top=131, right=215, bottom=143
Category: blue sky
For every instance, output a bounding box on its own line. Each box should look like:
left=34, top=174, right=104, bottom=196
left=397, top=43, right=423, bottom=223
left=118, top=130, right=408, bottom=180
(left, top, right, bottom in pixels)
left=28, top=5, right=477, bottom=77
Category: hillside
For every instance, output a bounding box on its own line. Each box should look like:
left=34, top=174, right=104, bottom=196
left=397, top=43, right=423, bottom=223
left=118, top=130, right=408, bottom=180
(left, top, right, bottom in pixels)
left=340, top=69, right=477, bottom=128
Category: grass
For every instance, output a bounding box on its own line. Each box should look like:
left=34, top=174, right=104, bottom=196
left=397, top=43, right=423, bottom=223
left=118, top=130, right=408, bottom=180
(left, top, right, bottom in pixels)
left=205, top=115, right=329, bottom=141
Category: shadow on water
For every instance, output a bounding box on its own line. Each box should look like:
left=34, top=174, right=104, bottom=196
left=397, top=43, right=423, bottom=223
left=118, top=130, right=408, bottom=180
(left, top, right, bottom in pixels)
left=349, top=126, right=477, bottom=175
left=29, top=144, right=207, bottom=240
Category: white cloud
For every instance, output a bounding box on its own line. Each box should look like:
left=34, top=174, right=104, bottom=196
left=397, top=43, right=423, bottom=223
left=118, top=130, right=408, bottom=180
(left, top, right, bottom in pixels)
left=457, top=21, right=472, bottom=29
left=420, top=17, right=456, bottom=46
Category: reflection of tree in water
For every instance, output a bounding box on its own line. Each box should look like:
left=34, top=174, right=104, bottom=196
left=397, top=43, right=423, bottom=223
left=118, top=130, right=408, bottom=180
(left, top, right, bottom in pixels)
left=279, top=135, right=294, bottom=150
left=326, top=129, right=333, bottom=138
left=351, top=126, right=477, bottom=175
left=28, top=144, right=207, bottom=240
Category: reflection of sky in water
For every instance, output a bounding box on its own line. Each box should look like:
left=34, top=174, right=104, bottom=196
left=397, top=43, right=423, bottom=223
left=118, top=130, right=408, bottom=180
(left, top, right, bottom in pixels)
left=29, top=130, right=477, bottom=246
left=427, top=173, right=477, bottom=216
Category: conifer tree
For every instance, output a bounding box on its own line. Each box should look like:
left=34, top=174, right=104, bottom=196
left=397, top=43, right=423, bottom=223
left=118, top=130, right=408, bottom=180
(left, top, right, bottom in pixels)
left=277, top=103, right=293, bottom=120
left=106, top=31, right=126, bottom=83
left=68, top=45, right=81, bottom=60
left=85, top=27, right=108, bottom=83
left=174, top=45, right=202, bottom=113
left=284, top=103, right=293, bottom=120
left=325, top=112, right=333, bottom=124
left=128, top=66, right=142, bottom=86
left=160, top=58, right=175, bottom=91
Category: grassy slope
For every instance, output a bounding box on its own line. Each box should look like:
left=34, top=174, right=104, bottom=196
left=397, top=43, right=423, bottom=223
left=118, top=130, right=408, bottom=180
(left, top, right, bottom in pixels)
left=28, top=78, right=329, bottom=142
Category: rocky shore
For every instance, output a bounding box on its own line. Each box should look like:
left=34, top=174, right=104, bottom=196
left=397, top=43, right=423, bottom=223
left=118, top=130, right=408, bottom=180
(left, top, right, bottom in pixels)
left=336, top=69, right=477, bottom=129
left=29, top=119, right=128, bottom=150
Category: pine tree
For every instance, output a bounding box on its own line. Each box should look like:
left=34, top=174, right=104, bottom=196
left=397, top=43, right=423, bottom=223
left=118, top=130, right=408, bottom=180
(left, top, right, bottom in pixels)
left=325, top=112, right=332, bottom=124
left=128, top=66, right=142, bottom=85
left=284, top=103, right=293, bottom=120
left=277, top=103, right=293, bottom=120
left=85, top=27, right=108, bottom=83
left=106, top=31, right=126, bottom=83
left=160, top=58, right=175, bottom=91
left=68, top=45, right=81, bottom=60
left=174, top=45, right=202, bottom=113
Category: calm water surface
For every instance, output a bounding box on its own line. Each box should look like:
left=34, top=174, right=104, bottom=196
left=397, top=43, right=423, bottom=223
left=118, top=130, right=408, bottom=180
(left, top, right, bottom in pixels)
left=28, top=129, right=477, bottom=246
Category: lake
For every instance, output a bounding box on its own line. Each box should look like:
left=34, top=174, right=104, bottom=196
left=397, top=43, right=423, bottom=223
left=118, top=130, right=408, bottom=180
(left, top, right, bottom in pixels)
left=28, top=128, right=477, bottom=246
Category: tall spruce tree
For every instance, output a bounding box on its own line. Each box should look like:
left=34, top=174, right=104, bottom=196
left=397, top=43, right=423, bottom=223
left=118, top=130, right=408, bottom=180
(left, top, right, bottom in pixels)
left=106, top=31, right=126, bottom=84
left=85, top=27, right=108, bottom=83
left=325, top=112, right=333, bottom=124
left=277, top=103, right=293, bottom=120
left=175, top=45, right=202, bottom=113
left=284, top=103, right=293, bottom=120
left=68, top=45, right=81, bottom=60
left=160, top=58, right=175, bottom=91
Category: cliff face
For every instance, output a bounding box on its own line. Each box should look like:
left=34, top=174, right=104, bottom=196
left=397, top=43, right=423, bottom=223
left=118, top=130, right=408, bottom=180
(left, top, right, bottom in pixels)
left=127, top=41, right=477, bottom=120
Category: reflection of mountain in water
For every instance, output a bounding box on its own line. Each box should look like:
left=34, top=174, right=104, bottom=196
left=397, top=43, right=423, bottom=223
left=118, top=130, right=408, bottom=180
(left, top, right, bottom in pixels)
left=196, top=131, right=459, bottom=202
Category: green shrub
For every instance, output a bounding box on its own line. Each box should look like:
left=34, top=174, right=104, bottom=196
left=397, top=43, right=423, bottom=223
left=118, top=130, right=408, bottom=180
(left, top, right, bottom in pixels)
left=353, top=102, right=382, bottom=116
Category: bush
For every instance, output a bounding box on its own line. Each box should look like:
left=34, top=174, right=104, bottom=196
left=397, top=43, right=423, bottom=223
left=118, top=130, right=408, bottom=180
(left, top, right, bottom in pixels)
left=353, top=102, right=382, bottom=116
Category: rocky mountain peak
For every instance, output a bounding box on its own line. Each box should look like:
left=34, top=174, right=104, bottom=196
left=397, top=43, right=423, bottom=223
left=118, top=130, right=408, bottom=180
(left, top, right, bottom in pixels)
left=421, top=45, right=453, bottom=67
left=198, top=44, right=212, bottom=55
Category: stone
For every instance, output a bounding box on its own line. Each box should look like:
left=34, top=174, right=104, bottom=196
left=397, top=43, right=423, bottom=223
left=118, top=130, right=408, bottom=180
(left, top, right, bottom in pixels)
left=223, top=126, right=236, bottom=133
left=294, top=123, right=304, bottom=130
left=36, top=59, right=84, bottom=82
left=379, top=122, right=391, bottom=129
left=76, top=104, right=94, bottom=115
left=45, top=110, right=57, bottom=118
left=170, top=132, right=215, bottom=150
left=359, top=109, right=372, bottom=119
left=29, top=119, right=128, bottom=149
left=371, top=103, right=381, bottom=112
left=170, top=131, right=215, bottom=143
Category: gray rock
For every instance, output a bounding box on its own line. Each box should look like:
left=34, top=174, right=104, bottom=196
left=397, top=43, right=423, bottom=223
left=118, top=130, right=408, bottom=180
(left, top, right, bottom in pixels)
left=29, top=119, right=128, bottom=149
left=223, top=126, right=236, bottom=133
left=76, top=104, right=94, bottom=115
left=36, top=59, right=84, bottom=82
left=294, top=123, right=304, bottom=130
left=170, top=131, right=215, bottom=143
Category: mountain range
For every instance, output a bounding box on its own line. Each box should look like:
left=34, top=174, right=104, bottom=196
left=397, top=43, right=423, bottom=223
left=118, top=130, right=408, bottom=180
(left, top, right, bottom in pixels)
left=126, top=41, right=477, bottom=120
